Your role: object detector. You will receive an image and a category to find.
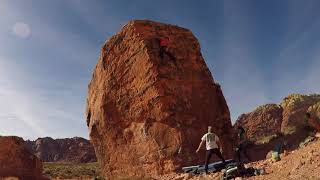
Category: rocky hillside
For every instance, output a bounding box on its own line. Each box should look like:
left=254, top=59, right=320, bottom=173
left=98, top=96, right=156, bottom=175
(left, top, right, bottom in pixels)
left=235, top=93, right=320, bottom=141
left=86, top=20, right=234, bottom=179
left=281, top=93, right=320, bottom=134
left=234, top=104, right=283, bottom=141
left=0, top=136, right=46, bottom=179
left=25, top=137, right=97, bottom=163
left=246, top=137, right=320, bottom=179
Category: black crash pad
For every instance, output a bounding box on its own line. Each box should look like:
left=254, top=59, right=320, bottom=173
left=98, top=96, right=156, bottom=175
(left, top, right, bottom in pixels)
left=182, top=159, right=235, bottom=174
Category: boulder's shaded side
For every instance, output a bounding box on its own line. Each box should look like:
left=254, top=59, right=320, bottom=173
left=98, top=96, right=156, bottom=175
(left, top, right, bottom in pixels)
left=280, top=94, right=320, bottom=134
left=25, top=137, right=97, bottom=163
left=86, top=20, right=233, bottom=178
left=0, top=136, right=43, bottom=180
left=234, top=104, right=283, bottom=140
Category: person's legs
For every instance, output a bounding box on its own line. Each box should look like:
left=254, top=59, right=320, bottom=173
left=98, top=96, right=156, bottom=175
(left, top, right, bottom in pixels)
left=205, top=149, right=213, bottom=174
left=165, top=50, right=176, bottom=60
left=242, top=143, right=252, bottom=161
left=164, top=50, right=177, bottom=66
left=159, top=46, right=165, bottom=59
left=233, top=148, right=240, bottom=162
left=237, top=145, right=243, bottom=163
left=159, top=46, right=178, bottom=66
left=212, top=148, right=226, bottom=164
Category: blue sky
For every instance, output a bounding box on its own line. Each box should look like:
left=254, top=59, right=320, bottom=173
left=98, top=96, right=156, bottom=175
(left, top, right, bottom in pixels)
left=1, top=0, right=320, bottom=140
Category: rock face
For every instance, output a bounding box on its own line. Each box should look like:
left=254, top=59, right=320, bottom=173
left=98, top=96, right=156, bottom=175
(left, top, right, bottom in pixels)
left=280, top=94, right=320, bottom=134
left=86, top=20, right=234, bottom=178
left=308, top=101, right=320, bottom=117
left=25, top=137, right=96, bottom=163
left=0, top=136, right=43, bottom=179
left=234, top=94, right=320, bottom=141
left=234, top=104, right=283, bottom=140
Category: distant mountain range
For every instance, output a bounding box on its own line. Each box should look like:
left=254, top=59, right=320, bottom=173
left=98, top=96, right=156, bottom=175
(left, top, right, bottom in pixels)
left=25, top=137, right=96, bottom=163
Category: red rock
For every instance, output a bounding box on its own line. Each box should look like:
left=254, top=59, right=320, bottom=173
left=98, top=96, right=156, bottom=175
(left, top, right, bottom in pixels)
left=0, top=136, right=44, bottom=180
left=234, top=104, right=283, bottom=141
left=86, top=20, right=234, bottom=179
left=308, top=101, right=320, bottom=118
left=25, top=137, right=96, bottom=163
left=280, top=94, right=320, bottom=134
left=307, top=101, right=320, bottom=131
left=234, top=94, right=320, bottom=141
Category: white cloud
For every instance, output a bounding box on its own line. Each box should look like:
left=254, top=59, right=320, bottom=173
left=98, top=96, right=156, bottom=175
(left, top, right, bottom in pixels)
left=12, top=22, right=31, bottom=38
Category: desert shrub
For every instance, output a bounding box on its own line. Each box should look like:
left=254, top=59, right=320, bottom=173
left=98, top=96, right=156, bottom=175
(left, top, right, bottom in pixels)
left=282, top=125, right=297, bottom=135
left=255, top=134, right=279, bottom=145
left=43, top=162, right=100, bottom=179
left=115, top=177, right=153, bottom=180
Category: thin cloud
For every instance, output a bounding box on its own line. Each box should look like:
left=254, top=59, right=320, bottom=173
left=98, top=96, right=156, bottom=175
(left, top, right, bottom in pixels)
left=271, top=1, right=320, bottom=99
left=219, top=1, right=269, bottom=121
left=0, top=58, right=45, bottom=137
left=0, top=57, right=90, bottom=139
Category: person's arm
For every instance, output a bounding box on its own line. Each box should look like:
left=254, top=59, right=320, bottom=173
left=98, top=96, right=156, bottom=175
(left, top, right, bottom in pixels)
left=239, top=132, right=247, bottom=144
left=218, top=140, right=222, bottom=149
left=217, top=137, right=223, bottom=153
left=239, top=138, right=244, bottom=144
left=196, top=140, right=204, bottom=153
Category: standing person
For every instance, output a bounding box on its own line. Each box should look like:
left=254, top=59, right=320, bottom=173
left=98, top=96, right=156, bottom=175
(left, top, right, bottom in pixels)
left=196, top=126, right=226, bottom=174
left=236, top=126, right=251, bottom=163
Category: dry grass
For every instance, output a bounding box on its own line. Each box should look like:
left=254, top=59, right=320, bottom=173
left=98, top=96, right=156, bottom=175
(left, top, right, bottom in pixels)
left=115, top=177, right=153, bottom=180
left=43, top=162, right=103, bottom=179
left=255, top=134, right=279, bottom=145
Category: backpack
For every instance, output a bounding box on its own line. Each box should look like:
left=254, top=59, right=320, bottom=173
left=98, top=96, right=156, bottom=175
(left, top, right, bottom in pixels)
left=221, top=163, right=241, bottom=180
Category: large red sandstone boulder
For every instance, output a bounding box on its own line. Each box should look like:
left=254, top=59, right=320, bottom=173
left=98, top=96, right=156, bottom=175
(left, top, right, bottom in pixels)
left=86, top=20, right=234, bottom=179
left=280, top=94, right=320, bottom=134
left=0, top=136, right=43, bottom=180
left=234, top=104, right=283, bottom=141
left=25, top=137, right=97, bottom=163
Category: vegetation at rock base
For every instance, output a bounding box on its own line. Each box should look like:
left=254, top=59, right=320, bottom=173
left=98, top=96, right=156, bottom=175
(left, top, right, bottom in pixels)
left=255, top=134, right=279, bottom=145
left=115, top=177, right=153, bottom=180
left=43, top=162, right=101, bottom=179
left=282, top=125, right=297, bottom=135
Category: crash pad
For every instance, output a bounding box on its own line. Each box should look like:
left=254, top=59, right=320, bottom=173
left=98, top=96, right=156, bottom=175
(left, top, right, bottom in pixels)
left=182, top=159, right=235, bottom=174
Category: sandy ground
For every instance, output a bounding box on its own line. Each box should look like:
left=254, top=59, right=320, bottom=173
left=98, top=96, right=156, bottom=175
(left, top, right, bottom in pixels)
left=2, top=138, right=319, bottom=180
left=246, top=137, right=320, bottom=180
left=151, top=137, right=320, bottom=180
